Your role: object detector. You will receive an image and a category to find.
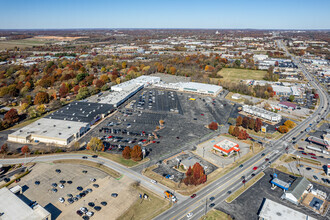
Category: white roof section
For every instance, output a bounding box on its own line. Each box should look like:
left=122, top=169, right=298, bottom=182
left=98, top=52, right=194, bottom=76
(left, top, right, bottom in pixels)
left=215, top=139, right=238, bottom=150
left=8, top=118, right=88, bottom=140
left=155, top=82, right=222, bottom=95
left=259, top=198, right=316, bottom=220
left=0, top=188, right=50, bottom=220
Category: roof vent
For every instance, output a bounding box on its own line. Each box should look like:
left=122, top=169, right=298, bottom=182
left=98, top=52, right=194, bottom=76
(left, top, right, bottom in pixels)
left=64, top=118, right=66, bottom=120
left=68, top=126, right=71, bottom=129
left=49, top=117, right=52, bottom=119
left=88, top=103, right=91, bottom=106
left=38, top=123, right=40, bottom=125
left=20, top=130, right=22, bottom=132
left=276, top=212, right=282, bottom=216
left=53, top=125, right=56, bottom=127
left=59, top=132, right=62, bottom=135
left=72, top=113, right=75, bottom=116
left=75, top=102, right=78, bottom=105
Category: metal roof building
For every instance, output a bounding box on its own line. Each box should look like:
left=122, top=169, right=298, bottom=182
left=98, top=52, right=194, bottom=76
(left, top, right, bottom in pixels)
left=0, top=187, right=51, bottom=220
left=282, top=177, right=311, bottom=205
left=45, top=101, right=114, bottom=124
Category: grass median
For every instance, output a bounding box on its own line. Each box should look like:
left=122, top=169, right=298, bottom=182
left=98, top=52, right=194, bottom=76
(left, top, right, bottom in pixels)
left=199, top=210, right=232, bottom=220
left=53, top=159, right=121, bottom=179
left=225, top=172, right=264, bottom=203
left=118, top=184, right=172, bottom=220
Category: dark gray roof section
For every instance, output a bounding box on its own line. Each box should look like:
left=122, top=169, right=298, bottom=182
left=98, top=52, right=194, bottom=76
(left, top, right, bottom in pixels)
left=286, top=177, right=310, bottom=200
left=45, top=101, right=114, bottom=123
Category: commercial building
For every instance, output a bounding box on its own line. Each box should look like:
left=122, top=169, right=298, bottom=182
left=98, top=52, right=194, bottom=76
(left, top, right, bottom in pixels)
left=282, top=177, right=311, bottom=205
left=45, top=101, right=114, bottom=125
left=213, top=139, right=240, bottom=156
left=242, top=105, right=282, bottom=122
left=272, top=85, right=301, bottom=96
left=8, top=118, right=89, bottom=146
left=258, top=198, right=316, bottom=220
left=278, top=101, right=297, bottom=110
left=155, top=82, right=222, bottom=96
left=180, top=157, right=204, bottom=170
left=0, top=187, right=51, bottom=220
left=99, top=76, right=160, bottom=107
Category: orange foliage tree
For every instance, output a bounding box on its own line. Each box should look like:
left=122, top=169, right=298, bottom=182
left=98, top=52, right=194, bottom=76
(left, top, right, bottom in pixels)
left=183, top=163, right=207, bottom=186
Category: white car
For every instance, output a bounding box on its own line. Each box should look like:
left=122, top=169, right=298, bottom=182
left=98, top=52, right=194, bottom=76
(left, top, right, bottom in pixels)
left=80, top=207, right=88, bottom=213
left=58, top=197, right=65, bottom=203
left=150, top=180, right=157, bottom=184
left=87, top=211, right=94, bottom=217
left=59, top=184, right=64, bottom=189
left=90, top=178, right=96, bottom=182
left=187, top=212, right=193, bottom=218
left=169, top=175, right=174, bottom=180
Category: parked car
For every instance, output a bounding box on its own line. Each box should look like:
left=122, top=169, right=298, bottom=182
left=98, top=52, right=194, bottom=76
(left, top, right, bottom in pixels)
left=88, top=202, right=95, bottom=207
left=311, top=156, right=317, bottom=159
left=313, top=175, right=318, bottom=180
left=51, top=183, right=57, bottom=187
left=101, top=201, right=107, bottom=206
left=94, top=206, right=102, bottom=211
left=93, top=184, right=99, bottom=188
left=80, top=207, right=88, bottom=214
left=55, top=169, right=61, bottom=173
left=35, top=181, right=40, bottom=185
left=150, top=180, right=157, bottom=184
left=90, top=178, right=96, bottom=182
left=76, top=210, right=83, bottom=216
left=111, top=193, right=118, bottom=198
left=58, top=197, right=65, bottom=203
left=86, top=211, right=94, bottom=217
left=82, top=156, right=88, bottom=159
left=68, top=198, right=74, bottom=204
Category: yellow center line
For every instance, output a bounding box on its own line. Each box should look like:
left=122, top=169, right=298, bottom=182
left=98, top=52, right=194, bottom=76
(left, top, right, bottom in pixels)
left=169, top=152, right=270, bottom=220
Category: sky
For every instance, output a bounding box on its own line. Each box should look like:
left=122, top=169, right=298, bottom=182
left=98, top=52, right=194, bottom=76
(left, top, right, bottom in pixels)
left=1, top=0, right=329, bottom=29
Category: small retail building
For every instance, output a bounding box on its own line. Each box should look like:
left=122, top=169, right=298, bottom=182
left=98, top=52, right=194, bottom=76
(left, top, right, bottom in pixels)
left=258, top=198, right=316, bottom=220
left=0, top=187, right=51, bottom=220
left=282, top=177, right=311, bottom=205
left=213, top=139, right=240, bottom=156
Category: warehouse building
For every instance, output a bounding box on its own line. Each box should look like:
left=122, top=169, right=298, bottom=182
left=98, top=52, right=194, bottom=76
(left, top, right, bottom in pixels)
left=213, top=139, right=240, bottom=156
left=242, top=105, right=282, bottom=122
left=45, top=101, right=114, bottom=125
left=8, top=118, right=89, bottom=146
left=258, top=198, right=316, bottom=220
left=272, top=85, right=301, bottom=96
left=0, top=187, right=51, bottom=220
left=282, top=177, right=311, bottom=205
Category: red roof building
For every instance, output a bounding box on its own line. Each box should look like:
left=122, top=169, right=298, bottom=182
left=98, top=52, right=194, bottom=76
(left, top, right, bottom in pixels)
left=213, top=139, right=240, bottom=155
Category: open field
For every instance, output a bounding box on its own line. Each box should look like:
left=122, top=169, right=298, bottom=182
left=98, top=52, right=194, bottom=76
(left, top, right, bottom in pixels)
left=218, top=68, right=267, bottom=83
left=0, top=38, right=50, bottom=49
left=53, top=159, right=122, bottom=179
left=118, top=184, right=171, bottom=220
left=225, top=172, right=264, bottom=203
left=200, top=209, right=232, bottom=220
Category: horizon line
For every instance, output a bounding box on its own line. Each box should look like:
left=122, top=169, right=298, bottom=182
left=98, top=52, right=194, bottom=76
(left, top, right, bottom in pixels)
left=0, top=28, right=329, bottom=31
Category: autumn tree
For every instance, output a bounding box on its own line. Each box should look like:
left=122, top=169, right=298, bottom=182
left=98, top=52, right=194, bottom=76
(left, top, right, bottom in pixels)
left=4, top=108, right=19, bottom=124
left=21, top=145, right=30, bottom=154
left=183, top=163, right=207, bottom=186
left=76, top=87, right=90, bottom=100
left=131, top=145, right=142, bottom=161
left=233, top=126, right=240, bottom=137
left=248, top=118, right=255, bottom=130
left=0, top=143, right=8, bottom=155
left=242, top=117, right=249, bottom=129
left=208, top=122, right=218, bottom=130
left=95, top=79, right=105, bottom=88
left=254, top=118, right=262, bottom=132
left=236, top=116, right=243, bottom=126
left=284, top=120, right=296, bottom=129
left=278, top=125, right=289, bottom=133
left=34, top=92, right=49, bottom=105
left=170, top=66, right=177, bottom=75
left=87, top=137, right=103, bottom=152
left=59, top=83, right=69, bottom=98
left=122, top=61, right=127, bottom=69
left=228, top=125, right=235, bottom=135
left=122, top=146, right=131, bottom=159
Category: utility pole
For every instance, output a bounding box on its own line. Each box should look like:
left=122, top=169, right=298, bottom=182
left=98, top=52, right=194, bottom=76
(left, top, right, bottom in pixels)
left=205, top=198, right=207, bottom=216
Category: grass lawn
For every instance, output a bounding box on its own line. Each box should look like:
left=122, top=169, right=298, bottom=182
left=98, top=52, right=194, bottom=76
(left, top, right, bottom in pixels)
left=200, top=210, right=232, bottom=220
left=218, top=68, right=267, bottom=83
left=225, top=172, right=264, bottom=203
left=118, top=185, right=171, bottom=220
left=93, top=151, right=149, bottom=167
left=225, top=92, right=245, bottom=103
left=53, top=159, right=122, bottom=179
left=0, top=39, right=49, bottom=49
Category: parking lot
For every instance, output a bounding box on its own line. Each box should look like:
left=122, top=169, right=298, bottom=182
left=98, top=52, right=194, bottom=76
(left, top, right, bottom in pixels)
left=79, top=88, right=239, bottom=163
left=12, top=163, right=138, bottom=220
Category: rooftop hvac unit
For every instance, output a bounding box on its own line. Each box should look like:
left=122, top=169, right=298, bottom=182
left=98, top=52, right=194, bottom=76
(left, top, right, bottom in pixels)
left=80, top=108, right=82, bottom=111
left=38, top=123, right=40, bottom=125
left=72, top=113, right=75, bottom=116
left=101, top=105, right=103, bottom=107
left=53, top=125, right=56, bottom=127
left=20, top=130, right=22, bottom=132
left=59, top=133, right=62, bottom=135
left=88, top=103, right=91, bottom=106
left=49, top=117, right=52, bottom=119
left=64, top=118, right=66, bottom=120
left=68, top=126, right=71, bottom=129
left=66, top=107, right=69, bottom=109
left=75, top=102, right=78, bottom=105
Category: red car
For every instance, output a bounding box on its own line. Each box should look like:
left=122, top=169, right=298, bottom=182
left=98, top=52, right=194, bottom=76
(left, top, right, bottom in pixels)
left=253, top=166, right=258, bottom=171
left=308, top=153, right=316, bottom=156
left=298, top=147, right=304, bottom=150
left=265, top=158, right=269, bottom=162
left=302, top=152, right=307, bottom=155
left=311, top=156, right=317, bottom=159
left=191, top=194, right=196, bottom=198
left=201, top=113, right=204, bottom=116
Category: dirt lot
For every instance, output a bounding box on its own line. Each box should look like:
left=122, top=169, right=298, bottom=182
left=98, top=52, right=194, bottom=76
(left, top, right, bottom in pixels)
left=11, top=163, right=139, bottom=220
